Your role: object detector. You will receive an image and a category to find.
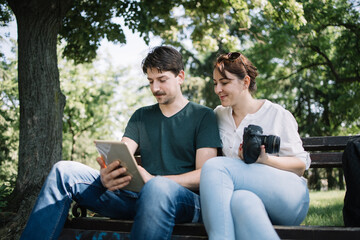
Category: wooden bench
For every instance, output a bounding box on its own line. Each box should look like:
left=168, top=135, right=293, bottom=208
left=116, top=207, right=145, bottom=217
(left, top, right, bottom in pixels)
left=60, top=135, right=360, bottom=240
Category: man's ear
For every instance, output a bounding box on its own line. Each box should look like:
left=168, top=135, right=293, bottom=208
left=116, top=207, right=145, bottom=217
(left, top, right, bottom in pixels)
left=177, top=70, right=185, bottom=84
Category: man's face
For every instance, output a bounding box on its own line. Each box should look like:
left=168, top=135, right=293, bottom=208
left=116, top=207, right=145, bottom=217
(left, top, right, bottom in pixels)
left=147, top=68, right=184, bottom=105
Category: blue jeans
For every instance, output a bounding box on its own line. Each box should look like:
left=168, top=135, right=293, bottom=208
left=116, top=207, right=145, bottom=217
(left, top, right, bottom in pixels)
left=200, top=157, right=309, bottom=240
left=20, top=161, right=201, bottom=240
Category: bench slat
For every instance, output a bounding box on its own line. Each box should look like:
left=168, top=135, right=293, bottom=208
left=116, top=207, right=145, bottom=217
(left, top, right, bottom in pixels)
left=63, top=218, right=360, bottom=240
left=62, top=135, right=360, bottom=239
left=274, top=225, right=360, bottom=240
left=302, top=136, right=359, bottom=151
left=309, top=152, right=343, bottom=168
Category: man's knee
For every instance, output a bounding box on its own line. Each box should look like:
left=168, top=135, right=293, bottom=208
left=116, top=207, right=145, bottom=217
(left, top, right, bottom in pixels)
left=48, top=160, right=84, bottom=183
left=138, top=177, right=183, bottom=209
left=141, top=177, right=180, bottom=197
left=52, top=160, right=78, bottom=172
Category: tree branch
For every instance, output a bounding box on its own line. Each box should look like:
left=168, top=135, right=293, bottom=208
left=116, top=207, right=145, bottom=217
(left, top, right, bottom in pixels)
left=226, top=0, right=266, bottom=44
left=309, top=45, right=360, bottom=83
left=310, top=45, right=340, bottom=79
left=276, top=62, right=327, bottom=81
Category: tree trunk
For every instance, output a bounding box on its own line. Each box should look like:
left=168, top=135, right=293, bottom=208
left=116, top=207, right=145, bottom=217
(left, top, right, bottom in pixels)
left=326, top=168, right=336, bottom=190
left=338, top=168, right=344, bottom=190
left=3, top=0, right=72, bottom=238
left=308, top=168, right=321, bottom=191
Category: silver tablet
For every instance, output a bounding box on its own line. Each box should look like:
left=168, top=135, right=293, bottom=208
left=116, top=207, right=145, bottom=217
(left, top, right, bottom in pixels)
left=94, top=140, right=145, bottom=192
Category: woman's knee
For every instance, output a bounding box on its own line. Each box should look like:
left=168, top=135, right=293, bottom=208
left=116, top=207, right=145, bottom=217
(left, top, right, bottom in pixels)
left=202, top=157, right=228, bottom=171
left=231, top=190, right=264, bottom=214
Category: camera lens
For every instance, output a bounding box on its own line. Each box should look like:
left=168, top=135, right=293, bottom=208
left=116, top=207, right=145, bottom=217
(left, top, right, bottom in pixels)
left=262, top=135, right=280, bottom=154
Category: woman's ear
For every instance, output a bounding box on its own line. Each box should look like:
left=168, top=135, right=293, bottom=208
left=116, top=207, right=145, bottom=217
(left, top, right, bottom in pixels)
left=243, top=75, right=250, bottom=89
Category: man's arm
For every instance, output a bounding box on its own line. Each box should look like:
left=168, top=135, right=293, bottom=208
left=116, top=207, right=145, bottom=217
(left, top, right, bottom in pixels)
left=121, top=136, right=138, bottom=155
left=162, top=147, right=218, bottom=191
left=97, top=137, right=218, bottom=191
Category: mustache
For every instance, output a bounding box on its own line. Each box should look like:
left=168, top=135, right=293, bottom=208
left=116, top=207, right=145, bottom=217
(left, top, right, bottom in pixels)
left=154, top=91, right=166, bottom=96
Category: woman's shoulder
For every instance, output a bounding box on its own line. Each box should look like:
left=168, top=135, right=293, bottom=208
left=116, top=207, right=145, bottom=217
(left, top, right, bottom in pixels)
left=214, top=105, right=231, bottom=115
left=263, top=100, right=292, bottom=116
left=262, top=100, right=298, bottom=128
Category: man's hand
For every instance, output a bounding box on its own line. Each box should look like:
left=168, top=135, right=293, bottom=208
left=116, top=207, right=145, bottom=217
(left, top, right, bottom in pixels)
left=137, top=165, right=154, bottom=183
left=96, top=157, right=132, bottom=191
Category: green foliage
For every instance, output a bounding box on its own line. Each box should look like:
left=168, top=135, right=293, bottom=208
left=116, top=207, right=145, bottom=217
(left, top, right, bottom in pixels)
left=60, top=1, right=128, bottom=63
left=169, top=0, right=360, bottom=137
left=0, top=0, right=358, bottom=206
left=60, top=50, right=117, bottom=165
left=0, top=39, right=154, bottom=196
left=304, top=190, right=345, bottom=226
left=59, top=47, right=154, bottom=168
left=0, top=0, right=14, bottom=59
left=0, top=45, right=18, bottom=202
left=247, top=0, right=360, bottom=136
left=0, top=184, right=12, bottom=210
left=51, top=0, right=310, bottom=66
left=59, top=0, right=178, bottom=64
left=0, top=0, right=13, bottom=26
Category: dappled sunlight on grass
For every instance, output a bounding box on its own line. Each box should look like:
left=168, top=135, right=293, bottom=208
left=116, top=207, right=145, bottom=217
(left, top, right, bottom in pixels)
left=302, top=190, right=345, bottom=226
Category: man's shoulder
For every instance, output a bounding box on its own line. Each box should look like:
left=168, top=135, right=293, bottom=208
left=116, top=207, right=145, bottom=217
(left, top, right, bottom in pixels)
left=135, top=103, right=159, bottom=113
left=187, top=101, right=214, bottom=113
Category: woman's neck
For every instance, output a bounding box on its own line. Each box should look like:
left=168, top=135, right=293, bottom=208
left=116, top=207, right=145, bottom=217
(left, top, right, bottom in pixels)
left=232, top=96, right=264, bottom=127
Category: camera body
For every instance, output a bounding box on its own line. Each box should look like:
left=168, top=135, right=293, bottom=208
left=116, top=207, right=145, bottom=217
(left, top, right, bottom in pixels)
left=242, top=124, right=280, bottom=164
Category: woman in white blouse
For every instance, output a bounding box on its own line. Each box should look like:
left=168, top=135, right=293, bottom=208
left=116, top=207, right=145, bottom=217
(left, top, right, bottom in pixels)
left=200, top=52, right=311, bottom=240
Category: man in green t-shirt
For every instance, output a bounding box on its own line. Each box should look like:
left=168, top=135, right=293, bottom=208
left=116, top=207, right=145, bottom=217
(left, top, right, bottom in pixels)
left=20, top=46, right=221, bottom=240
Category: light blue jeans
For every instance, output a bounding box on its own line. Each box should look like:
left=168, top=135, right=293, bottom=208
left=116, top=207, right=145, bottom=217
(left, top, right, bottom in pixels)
left=20, top=161, right=201, bottom=240
left=200, top=157, right=309, bottom=240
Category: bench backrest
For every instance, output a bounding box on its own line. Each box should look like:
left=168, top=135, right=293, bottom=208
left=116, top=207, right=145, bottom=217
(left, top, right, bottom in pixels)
left=135, top=135, right=359, bottom=169
left=302, top=136, right=359, bottom=168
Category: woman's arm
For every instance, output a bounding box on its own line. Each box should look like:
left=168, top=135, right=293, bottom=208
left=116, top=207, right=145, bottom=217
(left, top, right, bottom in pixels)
left=239, top=145, right=306, bottom=176
left=257, top=145, right=306, bottom=176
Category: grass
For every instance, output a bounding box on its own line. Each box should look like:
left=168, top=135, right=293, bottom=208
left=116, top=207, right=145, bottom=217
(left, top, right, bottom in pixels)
left=302, top=190, right=345, bottom=226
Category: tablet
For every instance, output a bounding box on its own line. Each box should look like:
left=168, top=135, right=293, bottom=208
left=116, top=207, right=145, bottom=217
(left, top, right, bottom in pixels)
left=94, top=140, right=145, bottom=192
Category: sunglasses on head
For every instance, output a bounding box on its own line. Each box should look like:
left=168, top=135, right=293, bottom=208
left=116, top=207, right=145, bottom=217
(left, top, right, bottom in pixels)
left=227, top=52, right=241, bottom=60
left=220, top=52, right=249, bottom=74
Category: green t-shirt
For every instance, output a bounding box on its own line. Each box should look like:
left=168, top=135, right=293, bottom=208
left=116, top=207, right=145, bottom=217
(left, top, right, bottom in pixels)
left=123, top=102, right=222, bottom=175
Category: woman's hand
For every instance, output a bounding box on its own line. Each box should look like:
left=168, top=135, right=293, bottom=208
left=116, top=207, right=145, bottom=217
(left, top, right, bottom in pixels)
left=96, top=157, right=132, bottom=191
left=256, top=145, right=269, bottom=164
left=238, top=143, right=244, bottom=160
left=238, top=144, right=269, bottom=164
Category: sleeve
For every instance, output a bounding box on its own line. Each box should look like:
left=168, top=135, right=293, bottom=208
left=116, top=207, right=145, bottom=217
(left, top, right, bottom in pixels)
left=278, top=110, right=311, bottom=169
left=123, top=109, right=140, bottom=144
left=195, top=108, right=222, bottom=149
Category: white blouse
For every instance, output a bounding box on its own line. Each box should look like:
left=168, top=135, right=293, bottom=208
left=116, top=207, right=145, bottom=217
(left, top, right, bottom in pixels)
left=214, top=100, right=311, bottom=169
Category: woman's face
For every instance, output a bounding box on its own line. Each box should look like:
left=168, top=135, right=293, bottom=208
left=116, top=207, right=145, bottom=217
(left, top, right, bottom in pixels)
left=213, top=68, right=248, bottom=107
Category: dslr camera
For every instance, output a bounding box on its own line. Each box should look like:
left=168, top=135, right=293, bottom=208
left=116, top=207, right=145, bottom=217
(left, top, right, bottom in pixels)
left=242, top=124, right=280, bottom=164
